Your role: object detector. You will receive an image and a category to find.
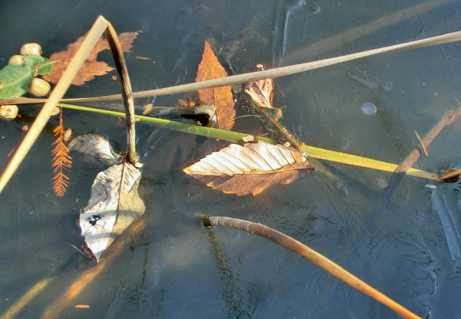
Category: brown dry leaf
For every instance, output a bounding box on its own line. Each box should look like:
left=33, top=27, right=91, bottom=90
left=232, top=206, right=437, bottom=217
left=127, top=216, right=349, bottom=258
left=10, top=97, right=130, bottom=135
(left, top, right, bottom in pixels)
left=183, top=141, right=312, bottom=196
left=42, top=31, right=139, bottom=86
left=244, top=78, right=277, bottom=109
left=196, top=41, right=235, bottom=130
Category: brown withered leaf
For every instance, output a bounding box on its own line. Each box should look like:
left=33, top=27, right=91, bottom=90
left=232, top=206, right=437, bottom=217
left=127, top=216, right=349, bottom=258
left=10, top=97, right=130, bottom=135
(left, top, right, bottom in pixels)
left=196, top=41, right=235, bottom=130
left=183, top=141, right=312, bottom=196
left=244, top=78, right=277, bottom=109
left=42, top=31, right=139, bottom=86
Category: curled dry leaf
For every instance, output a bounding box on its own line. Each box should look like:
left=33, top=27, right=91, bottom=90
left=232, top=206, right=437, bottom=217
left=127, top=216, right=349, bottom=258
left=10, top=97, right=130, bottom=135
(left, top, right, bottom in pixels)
left=183, top=141, right=312, bottom=196
left=80, top=162, right=145, bottom=261
left=69, top=134, right=122, bottom=167
left=196, top=41, right=235, bottom=131
left=244, top=77, right=277, bottom=109
left=42, top=31, right=139, bottom=86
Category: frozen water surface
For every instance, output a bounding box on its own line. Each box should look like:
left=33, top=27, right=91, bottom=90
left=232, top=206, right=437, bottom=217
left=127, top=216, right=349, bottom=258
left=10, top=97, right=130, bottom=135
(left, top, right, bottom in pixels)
left=1, top=0, right=461, bottom=318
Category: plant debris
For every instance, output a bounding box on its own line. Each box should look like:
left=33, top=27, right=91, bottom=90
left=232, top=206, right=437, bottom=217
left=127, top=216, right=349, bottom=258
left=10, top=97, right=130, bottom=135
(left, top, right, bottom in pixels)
left=0, top=55, right=53, bottom=98
left=71, top=134, right=144, bottom=261
left=183, top=141, right=312, bottom=196
left=196, top=41, right=235, bottom=130
left=52, top=110, right=72, bottom=197
left=42, top=31, right=139, bottom=86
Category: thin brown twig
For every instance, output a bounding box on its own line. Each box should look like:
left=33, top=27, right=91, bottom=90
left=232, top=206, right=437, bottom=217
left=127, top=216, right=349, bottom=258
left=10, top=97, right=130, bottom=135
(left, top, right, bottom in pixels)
left=414, top=131, right=428, bottom=156
left=202, top=216, right=422, bottom=319
left=354, top=103, right=461, bottom=251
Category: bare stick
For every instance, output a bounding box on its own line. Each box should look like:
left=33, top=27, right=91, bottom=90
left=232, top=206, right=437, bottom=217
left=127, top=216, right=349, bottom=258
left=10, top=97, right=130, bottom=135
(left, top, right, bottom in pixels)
left=0, top=16, right=109, bottom=195
left=414, top=131, right=428, bottom=156
left=202, top=216, right=422, bottom=319
left=104, top=21, right=137, bottom=164
left=3, top=29, right=461, bottom=106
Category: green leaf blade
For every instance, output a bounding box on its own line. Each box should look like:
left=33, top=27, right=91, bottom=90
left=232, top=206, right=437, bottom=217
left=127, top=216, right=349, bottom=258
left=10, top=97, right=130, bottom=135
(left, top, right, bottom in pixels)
left=0, top=56, right=53, bottom=99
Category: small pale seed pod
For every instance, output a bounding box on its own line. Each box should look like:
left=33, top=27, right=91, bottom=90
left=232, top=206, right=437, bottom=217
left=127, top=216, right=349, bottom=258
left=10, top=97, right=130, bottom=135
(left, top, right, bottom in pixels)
left=63, top=128, right=72, bottom=143
left=8, top=55, right=25, bottom=65
left=20, top=43, right=42, bottom=56
left=50, top=106, right=61, bottom=116
left=0, top=105, right=18, bottom=120
left=29, top=78, right=50, bottom=97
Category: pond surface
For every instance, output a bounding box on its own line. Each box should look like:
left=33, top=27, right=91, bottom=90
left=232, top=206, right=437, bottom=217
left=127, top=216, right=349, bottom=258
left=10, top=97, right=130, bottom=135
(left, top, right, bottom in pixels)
left=1, top=0, right=461, bottom=318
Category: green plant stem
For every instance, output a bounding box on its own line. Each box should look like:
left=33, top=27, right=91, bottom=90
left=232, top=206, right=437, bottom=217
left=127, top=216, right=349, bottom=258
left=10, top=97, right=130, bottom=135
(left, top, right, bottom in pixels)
left=58, top=103, right=439, bottom=181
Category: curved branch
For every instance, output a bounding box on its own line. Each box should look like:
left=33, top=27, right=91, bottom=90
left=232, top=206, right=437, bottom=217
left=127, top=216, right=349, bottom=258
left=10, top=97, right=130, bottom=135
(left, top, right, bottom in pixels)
left=202, top=216, right=422, bottom=319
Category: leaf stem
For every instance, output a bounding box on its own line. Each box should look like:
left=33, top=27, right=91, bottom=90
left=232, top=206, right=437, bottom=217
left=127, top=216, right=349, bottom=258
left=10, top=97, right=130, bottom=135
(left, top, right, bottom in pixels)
left=104, top=22, right=137, bottom=164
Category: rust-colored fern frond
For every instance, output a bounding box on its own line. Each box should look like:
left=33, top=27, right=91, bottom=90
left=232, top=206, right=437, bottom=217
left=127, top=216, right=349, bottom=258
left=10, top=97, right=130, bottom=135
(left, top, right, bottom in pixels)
left=52, top=110, right=72, bottom=197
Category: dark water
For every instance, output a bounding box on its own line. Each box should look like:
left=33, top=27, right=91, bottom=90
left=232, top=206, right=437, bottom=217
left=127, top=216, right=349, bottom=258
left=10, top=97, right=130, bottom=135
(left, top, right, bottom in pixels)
left=1, top=0, right=461, bottom=318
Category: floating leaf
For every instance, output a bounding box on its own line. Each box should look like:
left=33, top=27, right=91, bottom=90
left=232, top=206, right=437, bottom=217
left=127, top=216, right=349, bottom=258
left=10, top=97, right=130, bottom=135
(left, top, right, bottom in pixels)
left=42, top=31, right=139, bottom=86
left=183, top=141, right=312, bottom=196
left=0, top=55, right=53, bottom=98
left=196, top=41, right=235, bottom=130
left=244, top=77, right=276, bottom=109
left=80, top=162, right=145, bottom=261
left=69, top=134, right=122, bottom=167
left=71, top=134, right=144, bottom=261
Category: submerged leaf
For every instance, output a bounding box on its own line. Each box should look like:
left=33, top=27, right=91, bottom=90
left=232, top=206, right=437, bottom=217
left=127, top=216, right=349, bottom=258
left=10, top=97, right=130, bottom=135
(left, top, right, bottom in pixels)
left=196, top=41, right=235, bottom=131
left=183, top=141, right=312, bottom=196
left=42, top=31, right=139, bottom=86
left=0, top=55, right=53, bottom=98
left=80, top=162, right=145, bottom=261
left=69, top=134, right=122, bottom=167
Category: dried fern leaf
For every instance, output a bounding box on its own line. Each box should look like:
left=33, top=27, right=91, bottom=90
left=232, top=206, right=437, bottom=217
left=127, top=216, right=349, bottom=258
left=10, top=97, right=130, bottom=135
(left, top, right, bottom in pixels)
left=51, top=110, right=72, bottom=197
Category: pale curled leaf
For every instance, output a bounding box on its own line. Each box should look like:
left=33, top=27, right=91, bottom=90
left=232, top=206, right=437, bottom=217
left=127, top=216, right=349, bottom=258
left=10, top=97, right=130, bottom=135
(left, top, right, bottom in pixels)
left=80, top=162, right=145, bottom=261
left=69, top=134, right=122, bottom=167
left=183, top=141, right=312, bottom=196
left=244, top=78, right=276, bottom=109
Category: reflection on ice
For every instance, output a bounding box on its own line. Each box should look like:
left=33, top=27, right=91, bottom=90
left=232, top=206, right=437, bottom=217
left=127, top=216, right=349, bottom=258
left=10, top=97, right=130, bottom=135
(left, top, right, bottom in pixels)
left=431, top=188, right=461, bottom=268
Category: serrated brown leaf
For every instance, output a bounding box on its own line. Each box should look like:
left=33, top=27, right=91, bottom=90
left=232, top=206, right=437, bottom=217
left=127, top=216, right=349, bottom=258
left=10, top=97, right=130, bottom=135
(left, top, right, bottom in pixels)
left=196, top=41, right=235, bottom=130
left=244, top=78, right=276, bottom=109
left=42, top=31, right=139, bottom=86
left=183, top=141, right=312, bottom=196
